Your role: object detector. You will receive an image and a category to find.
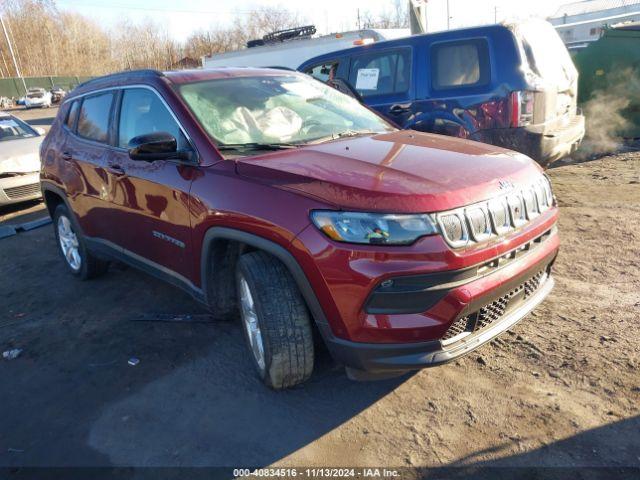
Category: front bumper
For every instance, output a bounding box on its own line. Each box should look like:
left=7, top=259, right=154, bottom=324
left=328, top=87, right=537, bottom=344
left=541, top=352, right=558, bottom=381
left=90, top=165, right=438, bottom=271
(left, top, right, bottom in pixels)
left=24, top=100, right=48, bottom=108
left=0, top=172, right=42, bottom=206
left=323, top=253, right=555, bottom=375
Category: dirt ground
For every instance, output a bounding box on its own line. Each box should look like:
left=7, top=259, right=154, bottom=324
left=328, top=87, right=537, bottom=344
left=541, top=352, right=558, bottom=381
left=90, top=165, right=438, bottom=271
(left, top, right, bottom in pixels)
left=0, top=108, right=639, bottom=473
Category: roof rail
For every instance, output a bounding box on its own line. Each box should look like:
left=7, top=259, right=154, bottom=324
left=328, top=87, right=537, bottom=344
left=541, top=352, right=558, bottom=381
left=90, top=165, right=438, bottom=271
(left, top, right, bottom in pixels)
left=75, top=69, right=165, bottom=91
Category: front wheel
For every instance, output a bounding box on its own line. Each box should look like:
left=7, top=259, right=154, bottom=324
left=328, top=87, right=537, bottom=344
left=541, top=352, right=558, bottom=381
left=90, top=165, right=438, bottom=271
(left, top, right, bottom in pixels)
left=236, top=251, right=314, bottom=389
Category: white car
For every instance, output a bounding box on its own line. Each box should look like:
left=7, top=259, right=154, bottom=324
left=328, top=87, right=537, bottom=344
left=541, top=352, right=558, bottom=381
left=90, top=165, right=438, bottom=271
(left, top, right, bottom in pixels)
left=0, top=112, right=45, bottom=206
left=24, top=88, right=52, bottom=109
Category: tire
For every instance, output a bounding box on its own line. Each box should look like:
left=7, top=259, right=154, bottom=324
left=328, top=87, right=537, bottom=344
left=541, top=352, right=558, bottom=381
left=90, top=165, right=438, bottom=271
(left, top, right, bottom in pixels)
left=236, top=251, right=314, bottom=389
left=53, top=204, right=109, bottom=280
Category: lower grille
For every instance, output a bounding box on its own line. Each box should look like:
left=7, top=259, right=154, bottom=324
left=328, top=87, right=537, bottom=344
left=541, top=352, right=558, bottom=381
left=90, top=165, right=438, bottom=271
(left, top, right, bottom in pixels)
left=441, top=270, right=548, bottom=344
left=3, top=183, right=40, bottom=199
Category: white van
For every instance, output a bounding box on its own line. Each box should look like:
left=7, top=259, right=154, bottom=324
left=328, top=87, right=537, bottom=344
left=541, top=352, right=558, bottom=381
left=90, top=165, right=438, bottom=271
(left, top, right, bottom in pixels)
left=202, top=26, right=410, bottom=70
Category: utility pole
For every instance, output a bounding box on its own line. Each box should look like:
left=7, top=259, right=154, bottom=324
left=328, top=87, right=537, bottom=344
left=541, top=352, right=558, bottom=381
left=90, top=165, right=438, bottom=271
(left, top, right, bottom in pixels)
left=494, top=6, right=498, bottom=23
left=357, top=8, right=361, bottom=30
left=446, top=0, right=450, bottom=29
left=409, top=0, right=428, bottom=34
left=0, top=12, right=26, bottom=95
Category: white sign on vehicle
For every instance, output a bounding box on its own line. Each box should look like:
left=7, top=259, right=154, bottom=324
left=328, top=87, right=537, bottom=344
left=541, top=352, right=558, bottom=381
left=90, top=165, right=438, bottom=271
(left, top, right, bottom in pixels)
left=355, top=68, right=380, bottom=90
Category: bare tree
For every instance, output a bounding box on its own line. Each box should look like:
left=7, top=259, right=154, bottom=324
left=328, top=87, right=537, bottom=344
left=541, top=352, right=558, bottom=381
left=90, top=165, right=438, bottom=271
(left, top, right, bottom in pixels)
left=185, top=6, right=306, bottom=60
left=362, top=0, right=408, bottom=29
left=0, top=0, right=306, bottom=77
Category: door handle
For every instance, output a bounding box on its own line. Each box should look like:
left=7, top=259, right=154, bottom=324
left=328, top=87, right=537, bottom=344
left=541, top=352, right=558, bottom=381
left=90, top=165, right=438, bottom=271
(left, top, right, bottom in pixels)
left=107, top=164, right=126, bottom=176
left=61, top=152, right=72, bottom=161
left=389, top=104, right=411, bottom=114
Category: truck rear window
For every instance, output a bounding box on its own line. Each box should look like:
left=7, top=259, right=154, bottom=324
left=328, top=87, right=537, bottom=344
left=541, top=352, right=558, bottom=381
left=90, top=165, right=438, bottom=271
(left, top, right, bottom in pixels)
left=431, top=39, right=489, bottom=90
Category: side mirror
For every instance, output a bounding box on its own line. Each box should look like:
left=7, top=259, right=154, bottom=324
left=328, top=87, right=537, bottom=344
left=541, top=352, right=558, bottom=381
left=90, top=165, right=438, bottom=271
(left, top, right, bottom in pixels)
left=128, top=132, right=194, bottom=162
left=34, top=127, right=46, bottom=136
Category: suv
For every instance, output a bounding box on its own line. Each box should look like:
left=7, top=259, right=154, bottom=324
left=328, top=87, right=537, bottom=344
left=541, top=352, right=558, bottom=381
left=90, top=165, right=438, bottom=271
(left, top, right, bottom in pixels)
left=299, top=20, right=585, bottom=167
left=41, top=68, right=559, bottom=389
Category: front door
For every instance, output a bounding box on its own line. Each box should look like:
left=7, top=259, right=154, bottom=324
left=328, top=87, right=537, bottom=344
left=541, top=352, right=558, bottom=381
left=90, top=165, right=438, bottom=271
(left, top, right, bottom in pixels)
left=106, top=87, right=198, bottom=283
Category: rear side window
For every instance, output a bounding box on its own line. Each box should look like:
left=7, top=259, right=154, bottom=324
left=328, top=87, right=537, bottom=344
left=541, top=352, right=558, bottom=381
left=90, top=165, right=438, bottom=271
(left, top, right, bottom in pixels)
left=431, top=39, right=489, bottom=90
left=305, top=62, right=339, bottom=83
left=77, top=92, right=114, bottom=143
left=117, top=88, right=188, bottom=149
left=348, top=49, right=411, bottom=98
left=65, top=101, right=80, bottom=130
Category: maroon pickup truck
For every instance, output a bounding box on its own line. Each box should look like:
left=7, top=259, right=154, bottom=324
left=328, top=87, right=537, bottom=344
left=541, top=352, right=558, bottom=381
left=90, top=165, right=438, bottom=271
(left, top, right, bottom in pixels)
left=40, top=68, right=559, bottom=389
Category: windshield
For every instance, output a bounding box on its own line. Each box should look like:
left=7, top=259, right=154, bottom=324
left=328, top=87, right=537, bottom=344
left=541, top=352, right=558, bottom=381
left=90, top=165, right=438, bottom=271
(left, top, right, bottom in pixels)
left=179, top=74, right=395, bottom=148
left=0, top=116, right=37, bottom=142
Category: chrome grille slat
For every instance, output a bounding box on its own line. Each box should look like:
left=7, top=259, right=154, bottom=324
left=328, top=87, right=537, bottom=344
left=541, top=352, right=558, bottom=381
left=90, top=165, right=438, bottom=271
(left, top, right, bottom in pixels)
left=436, top=176, right=554, bottom=249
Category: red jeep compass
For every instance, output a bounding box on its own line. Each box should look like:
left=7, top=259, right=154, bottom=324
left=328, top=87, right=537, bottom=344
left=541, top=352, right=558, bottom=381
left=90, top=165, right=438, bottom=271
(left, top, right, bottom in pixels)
left=40, top=68, right=559, bottom=389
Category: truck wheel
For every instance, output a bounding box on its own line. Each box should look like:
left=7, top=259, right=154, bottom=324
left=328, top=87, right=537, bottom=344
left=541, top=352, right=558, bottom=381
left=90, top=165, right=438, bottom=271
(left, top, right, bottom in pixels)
left=236, top=251, right=314, bottom=389
left=53, top=204, right=109, bottom=280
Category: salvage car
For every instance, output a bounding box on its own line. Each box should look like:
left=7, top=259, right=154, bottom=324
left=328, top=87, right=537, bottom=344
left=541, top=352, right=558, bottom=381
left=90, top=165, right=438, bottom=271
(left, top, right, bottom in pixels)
left=50, top=86, right=67, bottom=104
left=40, top=69, right=559, bottom=389
left=0, top=112, right=45, bottom=206
left=24, top=88, right=52, bottom=109
left=0, top=96, right=12, bottom=109
left=300, top=19, right=585, bottom=167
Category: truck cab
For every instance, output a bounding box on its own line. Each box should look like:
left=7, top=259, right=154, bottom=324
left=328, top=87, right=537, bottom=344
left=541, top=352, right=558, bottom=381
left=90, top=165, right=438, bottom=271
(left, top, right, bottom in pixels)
left=300, top=20, right=585, bottom=167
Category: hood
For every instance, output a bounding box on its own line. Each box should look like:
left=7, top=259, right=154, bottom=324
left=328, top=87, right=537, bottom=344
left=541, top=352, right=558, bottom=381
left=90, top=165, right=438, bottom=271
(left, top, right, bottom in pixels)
left=0, top=136, right=43, bottom=175
left=235, top=131, right=543, bottom=213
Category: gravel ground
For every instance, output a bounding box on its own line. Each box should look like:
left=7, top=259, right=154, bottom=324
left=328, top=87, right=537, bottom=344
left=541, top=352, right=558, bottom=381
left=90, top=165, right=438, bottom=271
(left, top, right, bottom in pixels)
left=0, top=107, right=638, bottom=472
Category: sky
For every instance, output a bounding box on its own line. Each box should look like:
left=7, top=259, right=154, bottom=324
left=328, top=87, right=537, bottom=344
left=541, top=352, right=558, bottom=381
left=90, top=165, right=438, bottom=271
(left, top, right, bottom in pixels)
left=55, top=0, right=567, bottom=42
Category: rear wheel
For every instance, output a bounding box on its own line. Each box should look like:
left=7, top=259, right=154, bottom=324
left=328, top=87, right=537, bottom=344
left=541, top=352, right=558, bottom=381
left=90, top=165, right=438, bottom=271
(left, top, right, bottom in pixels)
left=236, top=251, right=314, bottom=389
left=53, top=204, right=109, bottom=280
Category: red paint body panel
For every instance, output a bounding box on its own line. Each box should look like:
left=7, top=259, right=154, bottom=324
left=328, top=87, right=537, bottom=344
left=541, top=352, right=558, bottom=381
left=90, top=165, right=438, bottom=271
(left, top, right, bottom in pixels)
left=40, top=68, right=560, bottom=353
left=291, top=208, right=558, bottom=343
left=237, top=131, right=542, bottom=213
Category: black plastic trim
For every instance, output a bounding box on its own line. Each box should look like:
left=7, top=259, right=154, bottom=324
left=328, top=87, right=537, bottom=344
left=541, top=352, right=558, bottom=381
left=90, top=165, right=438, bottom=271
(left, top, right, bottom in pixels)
left=365, top=227, right=554, bottom=314
left=200, top=227, right=332, bottom=332
left=328, top=254, right=557, bottom=374
left=84, top=237, right=205, bottom=303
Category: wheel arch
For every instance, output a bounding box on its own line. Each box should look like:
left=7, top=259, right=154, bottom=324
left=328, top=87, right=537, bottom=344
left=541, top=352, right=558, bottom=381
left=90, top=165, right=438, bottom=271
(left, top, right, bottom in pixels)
left=200, top=227, right=332, bottom=333
left=41, top=183, right=76, bottom=223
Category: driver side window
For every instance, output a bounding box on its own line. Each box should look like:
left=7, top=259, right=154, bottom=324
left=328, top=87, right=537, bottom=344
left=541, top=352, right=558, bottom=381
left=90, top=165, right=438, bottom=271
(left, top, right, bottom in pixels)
left=118, top=88, right=188, bottom=149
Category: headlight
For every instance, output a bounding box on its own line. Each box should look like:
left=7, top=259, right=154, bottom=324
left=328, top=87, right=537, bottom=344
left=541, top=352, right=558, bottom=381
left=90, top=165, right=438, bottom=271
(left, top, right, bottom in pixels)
left=310, top=211, right=438, bottom=245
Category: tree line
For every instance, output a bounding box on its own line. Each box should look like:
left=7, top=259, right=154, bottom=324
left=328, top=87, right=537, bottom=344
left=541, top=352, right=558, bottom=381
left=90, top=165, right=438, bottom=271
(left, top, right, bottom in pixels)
left=0, top=0, right=407, bottom=78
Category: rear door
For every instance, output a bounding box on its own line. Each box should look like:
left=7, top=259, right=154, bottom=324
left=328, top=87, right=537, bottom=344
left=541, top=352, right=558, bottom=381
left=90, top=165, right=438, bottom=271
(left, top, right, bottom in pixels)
left=106, top=86, right=197, bottom=282
left=346, top=47, right=414, bottom=126
left=61, top=91, right=121, bottom=243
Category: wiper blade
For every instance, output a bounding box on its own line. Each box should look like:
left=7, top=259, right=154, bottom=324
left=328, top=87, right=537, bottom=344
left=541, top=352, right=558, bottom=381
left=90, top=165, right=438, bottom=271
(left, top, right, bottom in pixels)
left=216, top=142, right=299, bottom=151
left=306, top=130, right=381, bottom=145
left=336, top=129, right=380, bottom=138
